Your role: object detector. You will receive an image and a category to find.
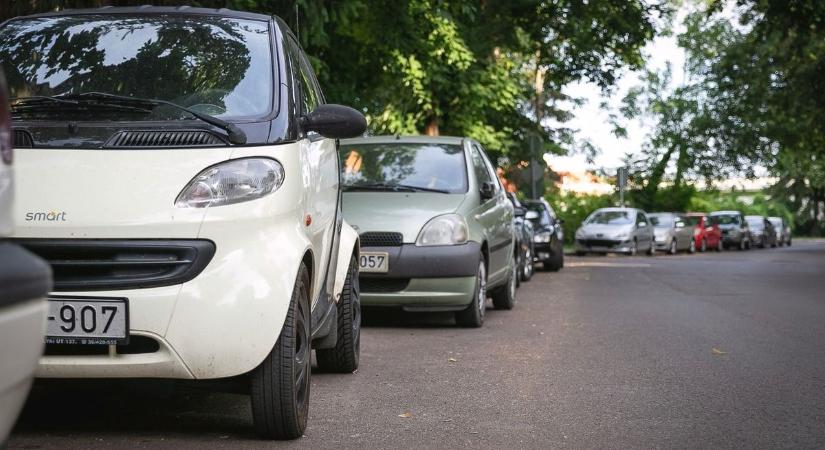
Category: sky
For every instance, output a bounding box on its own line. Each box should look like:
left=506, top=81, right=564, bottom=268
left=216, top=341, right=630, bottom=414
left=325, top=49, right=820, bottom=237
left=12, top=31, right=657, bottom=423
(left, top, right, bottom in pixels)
left=547, top=10, right=688, bottom=175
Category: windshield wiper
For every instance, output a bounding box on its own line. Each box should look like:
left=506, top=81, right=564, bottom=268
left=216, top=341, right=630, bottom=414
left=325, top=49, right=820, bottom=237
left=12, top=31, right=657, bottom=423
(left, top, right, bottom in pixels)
left=11, top=92, right=247, bottom=145
left=343, top=182, right=449, bottom=194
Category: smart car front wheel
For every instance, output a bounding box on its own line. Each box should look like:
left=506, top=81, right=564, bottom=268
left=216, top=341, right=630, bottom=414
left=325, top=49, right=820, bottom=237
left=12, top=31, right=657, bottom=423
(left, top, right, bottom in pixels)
left=316, top=255, right=361, bottom=373
left=251, top=263, right=311, bottom=440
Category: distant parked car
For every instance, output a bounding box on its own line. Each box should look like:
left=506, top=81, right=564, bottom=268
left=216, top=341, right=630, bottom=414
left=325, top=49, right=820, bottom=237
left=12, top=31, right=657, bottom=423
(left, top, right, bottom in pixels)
left=746, top=215, right=777, bottom=248
left=523, top=198, right=564, bottom=271
left=340, top=135, right=517, bottom=328
left=685, top=213, right=723, bottom=252
left=649, top=213, right=696, bottom=254
left=0, top=69, right=51, bottom=444
left=507, top=193, right=535, bottom=283
left=768, top=217, right=792, bottom=246
left=575, top=207, right=655, bottom=256
left=710, top=211, right=752, bottom=250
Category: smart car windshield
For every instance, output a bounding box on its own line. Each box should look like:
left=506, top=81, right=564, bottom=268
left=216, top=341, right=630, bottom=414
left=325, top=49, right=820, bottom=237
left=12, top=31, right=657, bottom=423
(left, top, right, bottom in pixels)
left=340, top=143, right=468, bottom=194
left=0, top=15, right=274, bottom=121
left=587, top=211, right=633, bottom=225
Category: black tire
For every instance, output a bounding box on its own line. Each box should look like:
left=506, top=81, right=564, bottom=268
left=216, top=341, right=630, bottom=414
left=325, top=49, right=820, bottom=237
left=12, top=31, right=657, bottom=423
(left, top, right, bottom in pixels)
left=514, top=250, right=522, bottom=288
left=251, top=263, right=312, bottom=440
left=492, top=263, right=517, bottom=310
left=456, top=259, right=486, bottom=327
left=716, top=239, right=724, bottom=252
left=688, top=238, right=696, bottom=254
left=626, top=239, right=638, bottom=256
left=787, top=238, right=792, bottom=247
left=544, top=243, right=565, bottom=271
left=700, top=238, right=707, bottom=252
left=668, top=239, right=678, bottom=255
left=647, top=240, right=656, bottom=256
left=521, top=245, right=534, bottom=282
left=575, top=250, right=587, bottom=256
left=316, top=255, right=361, bottom=373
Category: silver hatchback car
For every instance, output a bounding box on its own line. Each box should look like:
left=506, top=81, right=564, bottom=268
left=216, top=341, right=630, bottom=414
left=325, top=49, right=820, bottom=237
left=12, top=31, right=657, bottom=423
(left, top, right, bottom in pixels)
left=575, top=207, right=655, bottom=256
left=649, top=213, right=696, bottom=254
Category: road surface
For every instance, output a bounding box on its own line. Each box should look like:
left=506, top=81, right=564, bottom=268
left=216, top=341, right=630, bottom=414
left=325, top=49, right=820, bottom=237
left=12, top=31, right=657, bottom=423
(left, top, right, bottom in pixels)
left=10, top=241, right=825, bottom=448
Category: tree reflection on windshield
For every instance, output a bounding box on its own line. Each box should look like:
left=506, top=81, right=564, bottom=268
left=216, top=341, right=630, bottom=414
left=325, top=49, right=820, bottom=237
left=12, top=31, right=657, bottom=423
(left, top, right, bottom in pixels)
left=0, top=15, right=273, bottom=119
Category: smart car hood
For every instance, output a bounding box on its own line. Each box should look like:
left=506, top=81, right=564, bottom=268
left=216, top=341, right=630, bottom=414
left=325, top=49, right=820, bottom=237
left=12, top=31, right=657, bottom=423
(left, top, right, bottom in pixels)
left=342, top=192, right=466, bottom=243
left=11, top=147, right=233, bottom=239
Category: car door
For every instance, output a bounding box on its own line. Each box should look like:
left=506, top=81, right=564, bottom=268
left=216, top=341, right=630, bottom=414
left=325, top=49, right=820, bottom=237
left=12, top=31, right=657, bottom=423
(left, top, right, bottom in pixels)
left=674, top=216, right=692, bottom=249
left=635, top=212, right=652, bottom=249
left=286, top=36, right=339, bottom=311
left=469, top=142, right=511, bottom=284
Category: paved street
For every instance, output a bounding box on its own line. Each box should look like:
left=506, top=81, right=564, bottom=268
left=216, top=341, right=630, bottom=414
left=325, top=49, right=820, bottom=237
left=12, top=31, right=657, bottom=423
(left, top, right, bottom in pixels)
left=10, top=241, right=825, bottom=449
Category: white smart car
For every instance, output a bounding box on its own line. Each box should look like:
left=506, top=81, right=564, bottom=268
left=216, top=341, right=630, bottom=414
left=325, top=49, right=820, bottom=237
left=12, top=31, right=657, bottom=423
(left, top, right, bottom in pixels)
left=2, top=7, right=366, bottom=439
left=0, top=71, right=51, bottom=443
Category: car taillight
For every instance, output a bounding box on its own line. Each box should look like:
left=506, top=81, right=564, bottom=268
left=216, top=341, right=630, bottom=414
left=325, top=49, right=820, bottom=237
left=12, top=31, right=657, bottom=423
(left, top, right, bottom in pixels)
left=0, top=70, right=11, bottom=165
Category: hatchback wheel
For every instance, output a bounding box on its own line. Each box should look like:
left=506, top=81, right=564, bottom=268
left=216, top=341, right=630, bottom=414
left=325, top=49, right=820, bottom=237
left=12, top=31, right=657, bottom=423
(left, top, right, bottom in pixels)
left=688, top=238, right=696, bottom=254
left=626, top=239, right=638, bottom=256
left=455, top=259, right=486, bottom=327
left=521, top=247, right=534, bottom=282
left=492, top=263, right=517, bottom=310
left=316, top=255, right=361, bottom=373
left=251, top=263, right=311, bottom=440
left=716, top=239, right=724, bottom=252
left=668, top=239, right=677, bottom=255
left=700, top=238, right=707, bottom=252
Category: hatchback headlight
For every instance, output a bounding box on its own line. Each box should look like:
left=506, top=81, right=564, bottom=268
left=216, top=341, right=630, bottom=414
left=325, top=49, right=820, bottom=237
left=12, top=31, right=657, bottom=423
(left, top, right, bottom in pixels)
left=416, top=214, right=468, bottom=246
left=175, top=157, right=285, bottom=208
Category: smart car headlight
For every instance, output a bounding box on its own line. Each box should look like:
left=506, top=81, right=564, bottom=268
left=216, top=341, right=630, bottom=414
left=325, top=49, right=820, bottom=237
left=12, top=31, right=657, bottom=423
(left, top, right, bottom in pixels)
left=175, top=157, right=285, bottom=208
left=416, top=214, right=468, bottom=246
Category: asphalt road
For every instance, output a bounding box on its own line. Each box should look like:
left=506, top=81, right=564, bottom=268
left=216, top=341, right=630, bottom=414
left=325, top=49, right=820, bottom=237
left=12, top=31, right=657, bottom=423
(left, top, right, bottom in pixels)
left=9, top=241, right=825, bottom=449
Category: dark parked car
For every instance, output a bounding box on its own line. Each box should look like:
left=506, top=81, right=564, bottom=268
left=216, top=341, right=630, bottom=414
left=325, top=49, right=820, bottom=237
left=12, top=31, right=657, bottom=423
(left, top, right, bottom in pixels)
left=746, top=215, right=777, bottom=248
left=768, top=217, right=792, bottom=246
left=523, top=198, right=564, bottom=271
left=508, top=192, right=535, bottom=283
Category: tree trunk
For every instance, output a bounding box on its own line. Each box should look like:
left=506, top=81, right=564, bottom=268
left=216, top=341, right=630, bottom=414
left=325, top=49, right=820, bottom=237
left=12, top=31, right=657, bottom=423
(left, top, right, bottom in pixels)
left=424, top=115, right=439, bottom=136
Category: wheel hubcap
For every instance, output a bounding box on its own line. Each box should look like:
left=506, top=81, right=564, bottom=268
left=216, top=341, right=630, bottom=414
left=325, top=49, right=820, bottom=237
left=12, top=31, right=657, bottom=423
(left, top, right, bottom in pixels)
left=509, top=265, right=516, bottom=298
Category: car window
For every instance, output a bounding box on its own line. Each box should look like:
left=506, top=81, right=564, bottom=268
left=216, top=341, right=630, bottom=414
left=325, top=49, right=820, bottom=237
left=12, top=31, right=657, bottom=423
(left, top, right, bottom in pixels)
left=286, top=35, right=322, bottom=114
left=637, top=213, right=648, bottom=226
left=0, top=15, right=274, bottom=120
left=711, top=214, right=741, bottom=225
left=648, top=214, right=672, bottom=228
left=683, top=216, right=702, bottom=226
left=675, top=217, right=686, bottom=228
left=587, top=211, right=633, bottom=225
left=339, top=142, right=468, bottom=194
left=470, top=145, right=494, bottom=187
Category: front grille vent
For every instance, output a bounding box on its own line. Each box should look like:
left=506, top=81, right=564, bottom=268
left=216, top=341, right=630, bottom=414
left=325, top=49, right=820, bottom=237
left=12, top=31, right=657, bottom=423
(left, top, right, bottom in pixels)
left=15, top=239, right=216, bottom=291
left=360, top=277, right=410, bottom=293
left=13, top=129, right=34, bottom=148
left=105, top=130, right=227, bottom=149
left=579, top=239, right=620, bottom=248
left=360, top=232, right=403, bottom=247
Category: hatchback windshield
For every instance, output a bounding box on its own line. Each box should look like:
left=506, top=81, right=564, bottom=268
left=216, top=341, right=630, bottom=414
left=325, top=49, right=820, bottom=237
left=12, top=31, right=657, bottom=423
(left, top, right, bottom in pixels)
left=586, top=210, right=633, bottom=225
left=648, top=214, right=673, bottom=228
left=0, top=15, right=273, bottom=120
left=746, top=217, right=764, bottom=229
left=683, top=216, right=702, bottom=226
left=340, top=143, right=468, bottom=194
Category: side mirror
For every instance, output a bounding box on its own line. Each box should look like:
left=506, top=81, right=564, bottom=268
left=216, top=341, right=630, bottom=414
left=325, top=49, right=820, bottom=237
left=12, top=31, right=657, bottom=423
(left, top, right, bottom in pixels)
left=525, top=210, right=540, bottom=220
left=479, top=181, right=495, bottom=200
left=514, top=206, right=527, bottom=217
left=300, top=104, right=367, bottom=139
left=557, top=218, right=565, bottom=225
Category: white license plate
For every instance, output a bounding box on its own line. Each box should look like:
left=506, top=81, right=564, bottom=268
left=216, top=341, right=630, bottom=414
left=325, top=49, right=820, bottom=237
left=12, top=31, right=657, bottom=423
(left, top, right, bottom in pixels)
left=45, top=297, right=129, bottom=345
left=359, top=251, right=389, bottom=273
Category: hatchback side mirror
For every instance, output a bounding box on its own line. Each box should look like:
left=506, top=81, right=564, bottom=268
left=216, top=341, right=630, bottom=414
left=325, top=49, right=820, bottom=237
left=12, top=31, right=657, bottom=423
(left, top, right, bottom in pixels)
left=513, top=206, right=527, bottom=217
left=300, top=104, right=367, bottom=139
left=479, top=181, right=495, bottom=200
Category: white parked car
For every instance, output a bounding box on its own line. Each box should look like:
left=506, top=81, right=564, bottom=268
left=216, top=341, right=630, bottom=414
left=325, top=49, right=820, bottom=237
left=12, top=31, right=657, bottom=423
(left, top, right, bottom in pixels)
left=2, top=7, right=366, bottom=440
left=0, top=70, right=51, bottom=443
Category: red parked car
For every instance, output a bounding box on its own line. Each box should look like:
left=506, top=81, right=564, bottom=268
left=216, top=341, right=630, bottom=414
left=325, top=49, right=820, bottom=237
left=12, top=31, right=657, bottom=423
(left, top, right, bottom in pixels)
left=685, top=213, right=723, bottom=252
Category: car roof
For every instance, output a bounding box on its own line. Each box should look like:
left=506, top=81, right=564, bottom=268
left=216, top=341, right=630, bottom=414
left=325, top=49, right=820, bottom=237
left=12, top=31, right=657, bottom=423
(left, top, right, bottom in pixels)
left=11, top=6, right=272, bottom=22
left=594, top=207, right=639, bottom=213
left=709, top=210, right=741, bottom=215
left=685, top=212, right=707, bottom=216
left=768, top=216, right=782, bottom=221
left=744, top=215, right=764, bottom=219
left=341, top=135, right=466, bottom=146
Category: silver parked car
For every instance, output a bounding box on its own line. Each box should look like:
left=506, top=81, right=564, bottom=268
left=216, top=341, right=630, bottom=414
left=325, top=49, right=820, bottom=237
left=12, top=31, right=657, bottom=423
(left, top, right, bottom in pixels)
left=768, top=217, right=792, bottom=246
left=649, top=213, right=696, bottom=254
left=575, top=207, right=655, bottom=256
